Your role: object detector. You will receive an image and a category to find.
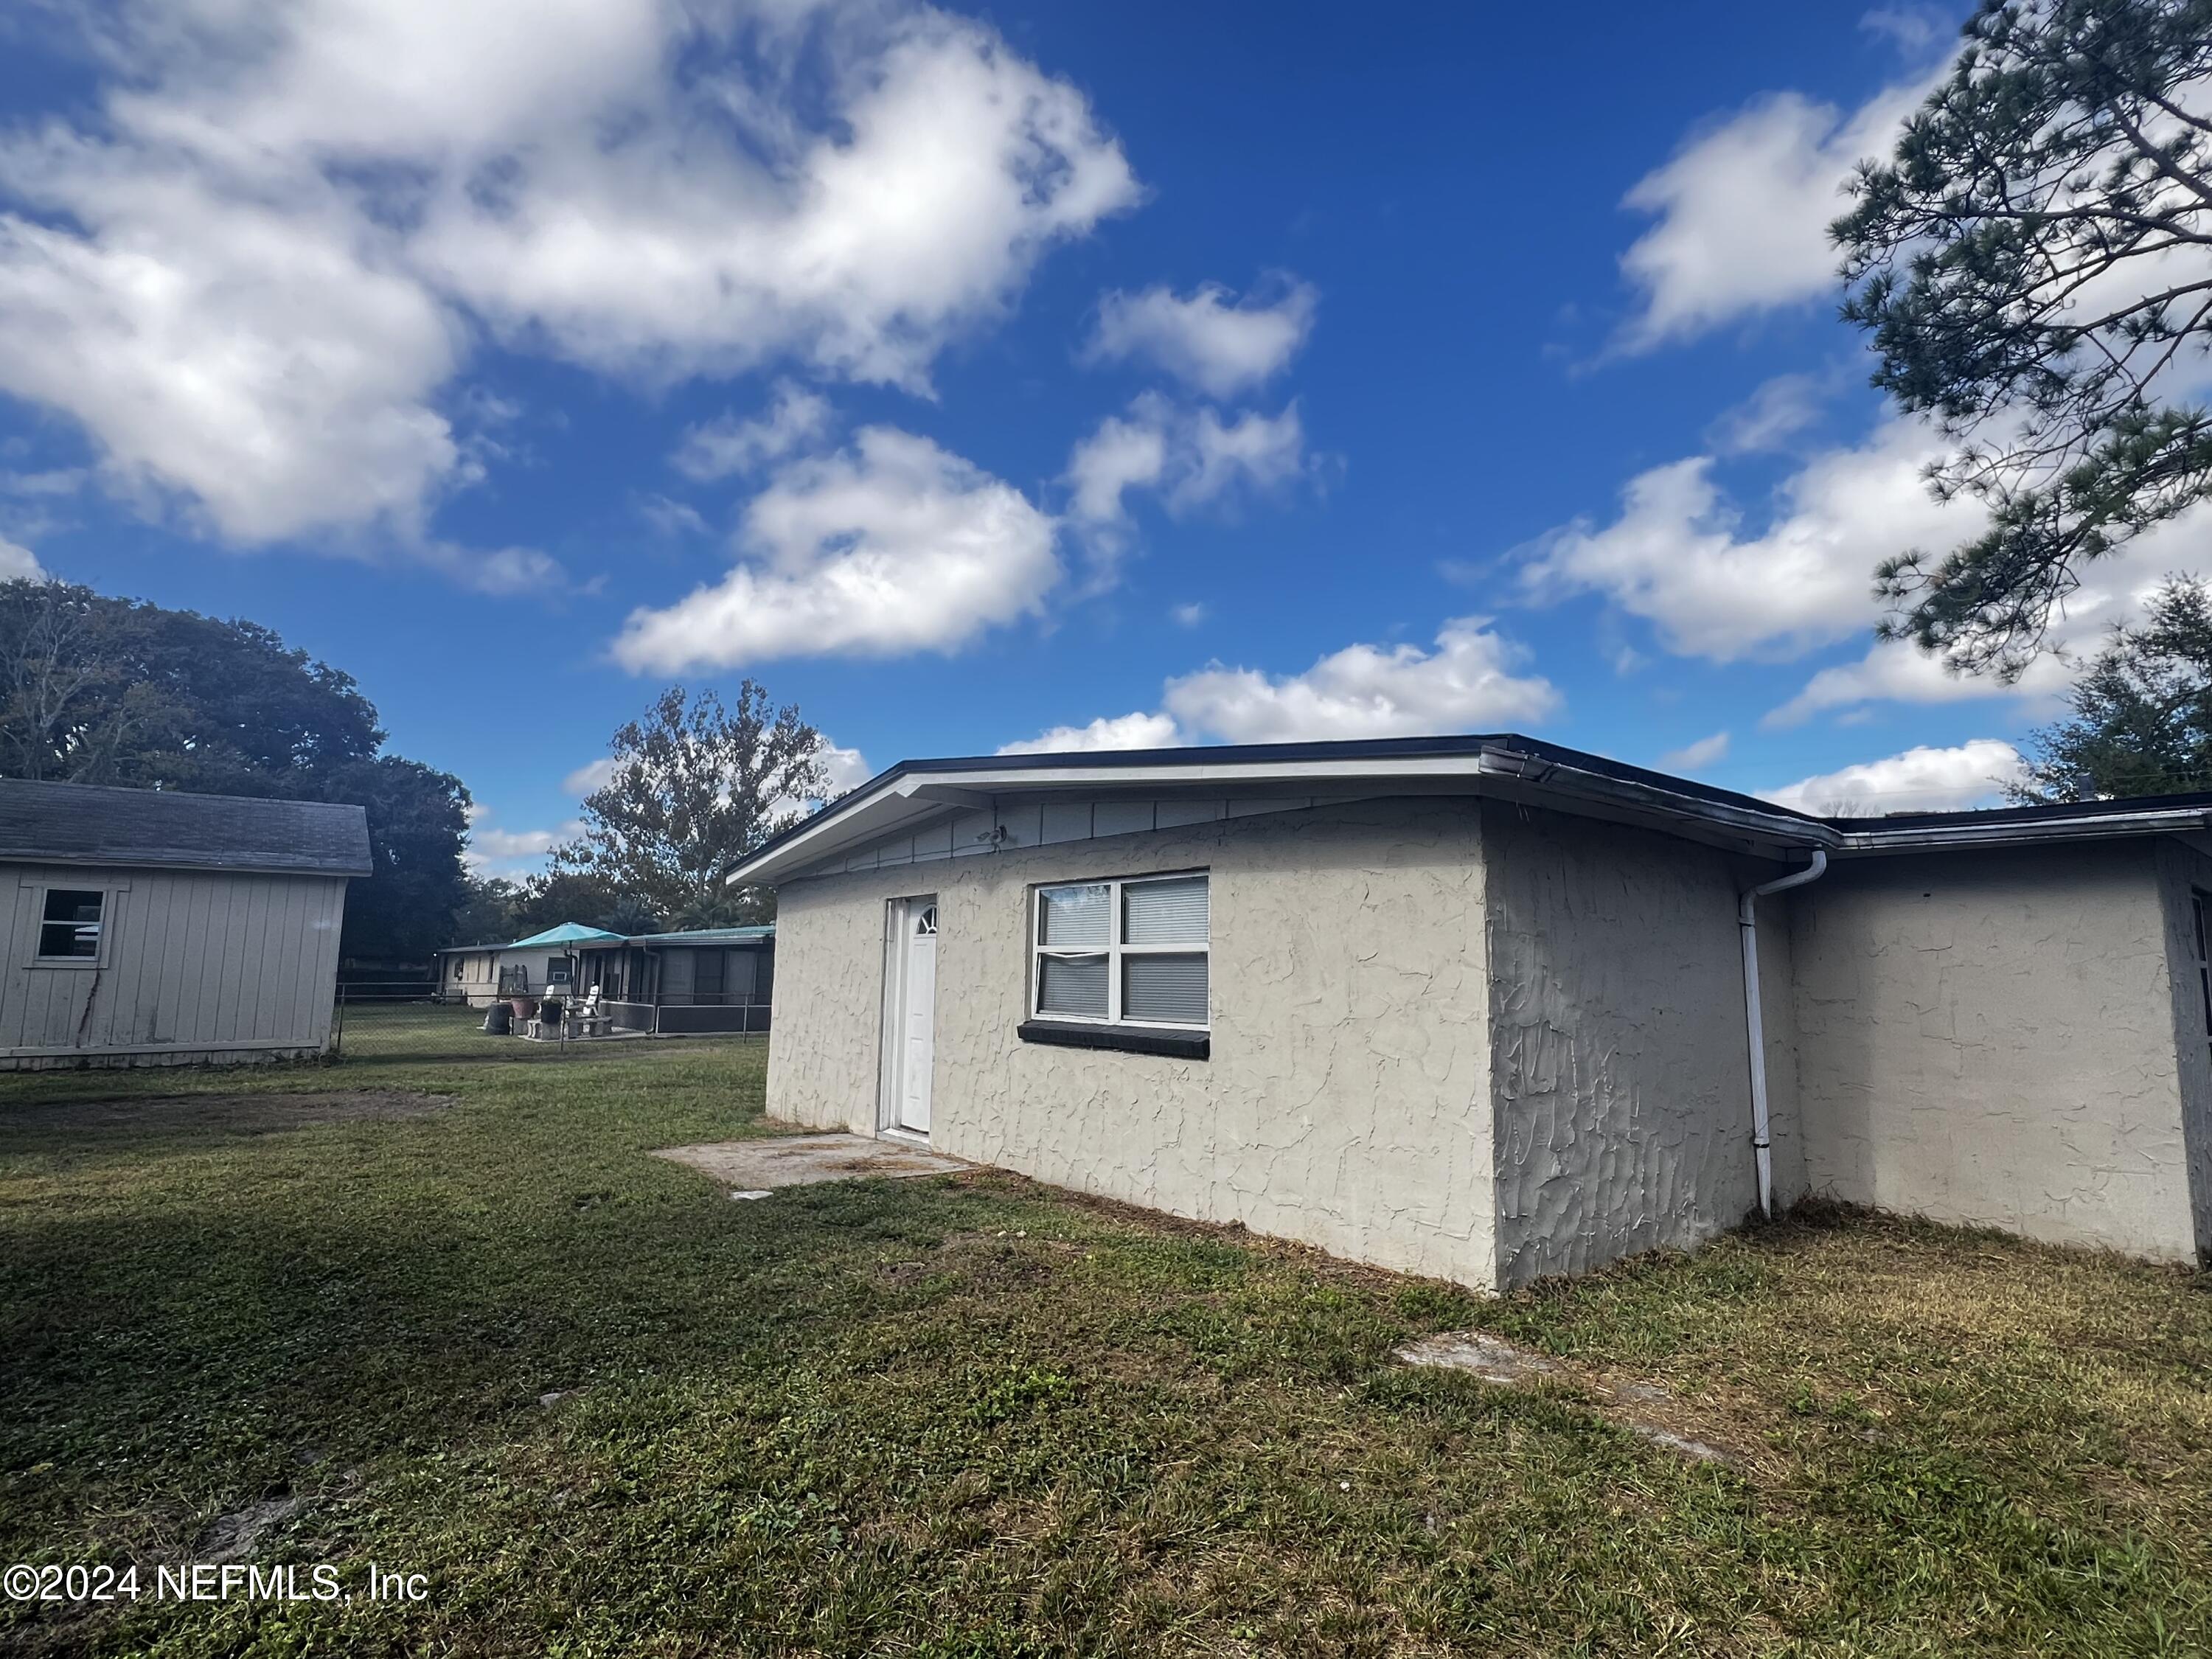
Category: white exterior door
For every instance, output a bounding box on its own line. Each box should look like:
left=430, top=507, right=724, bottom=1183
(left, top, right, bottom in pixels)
left=897, top=900, right=938, bottom=1133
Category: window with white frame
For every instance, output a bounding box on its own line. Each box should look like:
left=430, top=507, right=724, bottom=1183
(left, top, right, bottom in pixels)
left=1032, top=872, right=1208, bottom=1029
left=35, top=888, right=105, bottom=961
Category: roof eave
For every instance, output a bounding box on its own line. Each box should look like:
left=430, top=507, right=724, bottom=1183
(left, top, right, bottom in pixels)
left=726, top=740, right=1836, bottom=886
left=1843, top=804, right=2212, bottom=852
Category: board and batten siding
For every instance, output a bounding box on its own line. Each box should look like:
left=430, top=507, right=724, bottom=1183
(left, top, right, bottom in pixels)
left=0, top=862, right=346, bottom=1067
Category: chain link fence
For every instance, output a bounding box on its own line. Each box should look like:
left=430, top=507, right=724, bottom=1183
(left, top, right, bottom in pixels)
left=330, top=982, right=768, bottom=1067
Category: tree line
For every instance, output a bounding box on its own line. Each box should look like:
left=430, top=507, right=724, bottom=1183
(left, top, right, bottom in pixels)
left=0, top=579, right=836, bottom=962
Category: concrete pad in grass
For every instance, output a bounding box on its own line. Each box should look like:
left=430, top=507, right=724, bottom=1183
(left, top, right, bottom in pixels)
left=653, top=1132, right=970, bottom=1191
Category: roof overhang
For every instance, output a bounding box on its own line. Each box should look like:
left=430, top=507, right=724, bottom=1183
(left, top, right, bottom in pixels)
left=726, top=733, right=2212, bottom=888
left=726, top=737, right=1840, bottom=886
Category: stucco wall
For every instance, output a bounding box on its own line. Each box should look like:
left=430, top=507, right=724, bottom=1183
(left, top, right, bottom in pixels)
left=1792, top=844, right=2197, bottom=1261
left=1756, top=900, right=1809, bottom=1208
left=1481, top=803, right=1767, bottom=1287
left=2153, top=838, right=2212, bottom=1264
left=766, top=799, right=1501, bottom=1287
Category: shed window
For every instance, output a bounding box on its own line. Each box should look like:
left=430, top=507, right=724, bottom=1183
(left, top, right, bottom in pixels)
left=1031, top=872, right=1208, bottom=1030
left=37, top=889, right=103, bottom=960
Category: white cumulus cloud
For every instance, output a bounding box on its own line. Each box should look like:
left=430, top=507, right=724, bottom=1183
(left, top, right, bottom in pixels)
left=0, top=537, right=42, bottom=580
left=1617, top=77, right=1933, bottom=350
left=465, top=810, right=582, bottom=875
left=613, top=426, right=1060, bottom=670
left=1761, top=740, right=2024, bottom=815
left=998, top=712, right=1182, bottom=755
left=1084, top=276, right=1316, bottom=397
left=1066, top=394, right=1311, bottom=528
left=1659, top=731, right=1730, bottom=771
left=1521, top=415, right=1961, bottom=663
left=566, top=734, right=869, bottom=807
left=672, top=383, right=835, bottom=482
left=1163, top=618, right=1559, bottom=745
left=0, top=0, right=1138, bottom=561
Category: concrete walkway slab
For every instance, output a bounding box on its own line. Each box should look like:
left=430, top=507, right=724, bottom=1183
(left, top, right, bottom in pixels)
left=653, top=1132, right=970, bottom=1191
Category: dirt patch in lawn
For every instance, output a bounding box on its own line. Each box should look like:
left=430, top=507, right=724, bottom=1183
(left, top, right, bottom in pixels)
left=0, top=1090, right=457, bottom=1135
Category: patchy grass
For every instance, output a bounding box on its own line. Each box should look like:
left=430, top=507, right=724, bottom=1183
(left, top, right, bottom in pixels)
left=1, top=1037, right=2209, bottom=1657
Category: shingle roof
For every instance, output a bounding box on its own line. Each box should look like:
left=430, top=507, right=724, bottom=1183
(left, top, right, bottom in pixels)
left=0, top=779, right=373, bottom=877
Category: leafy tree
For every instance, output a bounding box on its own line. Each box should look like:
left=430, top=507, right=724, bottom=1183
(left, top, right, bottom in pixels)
left=506, top=869, right=625, bottom=936
left=2014, top=575, right=2212, bottom=798
left=0, top=578, right=470, bottom=961
left=0, top=581, right=381, bottom=787
left=453, top=877, right=524, bottom=945
left=602, top=894, right=663, bottom=937
left=557, top=684, right=831, bottom=923
left=1835, top=0, right=2212, bottom=678
left=313, top=756, right=473, bottom=963
left=668, top=889, right=755, bottom=931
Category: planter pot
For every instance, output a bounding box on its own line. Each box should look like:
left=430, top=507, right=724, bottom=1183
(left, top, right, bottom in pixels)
left=507, top=997, right=535, bottom=1019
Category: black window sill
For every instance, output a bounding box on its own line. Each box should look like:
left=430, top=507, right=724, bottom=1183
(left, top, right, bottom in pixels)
left=1018, top=1020, right=1209, bottom=1060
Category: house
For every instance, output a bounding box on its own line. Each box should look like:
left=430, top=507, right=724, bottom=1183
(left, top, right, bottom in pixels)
left=574, top=925, right=775, bottom=1034
left=727, top=733, right=2212, bottom=1288
left=0, top=778, right=370, bottom=1069
left=437, top=922, right=622, bottom=1007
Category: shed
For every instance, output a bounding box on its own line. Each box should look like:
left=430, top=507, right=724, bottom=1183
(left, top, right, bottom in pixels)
left=729, top=733, right=2212, bottom=1286
left=0, top=778, right=372, bottom=1069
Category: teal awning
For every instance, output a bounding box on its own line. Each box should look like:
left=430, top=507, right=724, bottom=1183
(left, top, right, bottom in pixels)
left=507, top=922, right=625, bottom=948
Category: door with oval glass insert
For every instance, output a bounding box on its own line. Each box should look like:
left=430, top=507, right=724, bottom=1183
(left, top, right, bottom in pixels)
left=896, top=898, right=937, bottom=1133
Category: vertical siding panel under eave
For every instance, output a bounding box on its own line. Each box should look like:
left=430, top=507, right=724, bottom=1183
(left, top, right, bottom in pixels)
left=276, top=880, right=324, bottom=1046
left=174, top=872, right=218, bottom=1047
left=313, top=878, right=347, bottom=1046
left=251, top=879, right=290, bottom=1041
left=0, top=877, right=24, bottom=1050
left=271, top=879, right=310, bottom=1046
left=214, top=870, right=252, bottom=1045
left=140, top=869, right=183, bottom=1046
left=25, top=869, right=69, bottom=1046
left=271, top=878, right=313, bottom=1043
left=10, top=876, right=45, bottom=1048
left=160, top=876, right=206, bottom=1044
left=100, top=867, right=152, bottom=1048
left=131, top=869, right=176, bottom=1048
left=262, top=877, right=300, bottom=1041
left=229, top=877, right=272, bottom=1044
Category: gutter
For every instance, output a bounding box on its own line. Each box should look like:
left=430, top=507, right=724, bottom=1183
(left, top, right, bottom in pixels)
left=1738, top=850, right=1826, bottom=1219
left=1834, top=804, right=2212, bottom=852
left=1476, top=742, right=1841, bottom=854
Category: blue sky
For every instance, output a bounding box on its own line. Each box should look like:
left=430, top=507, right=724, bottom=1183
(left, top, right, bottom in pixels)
left=1, top=0, right=2155, bottom=873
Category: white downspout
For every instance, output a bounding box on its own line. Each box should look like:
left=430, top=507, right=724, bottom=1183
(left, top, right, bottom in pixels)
left=1739, top=849, right=1826, bottom=1219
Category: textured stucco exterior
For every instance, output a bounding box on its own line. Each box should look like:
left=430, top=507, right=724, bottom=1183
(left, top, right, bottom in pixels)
left=766, top=779, right=2212, bottom=1287
left=1481, top=803, right=1774, bottom=1287
left=2152, top=838, right=2212, bottom=1262
left=1790, top=844, right=2199, bottom=1262
left=768, top=799, right=1501, bottom=1286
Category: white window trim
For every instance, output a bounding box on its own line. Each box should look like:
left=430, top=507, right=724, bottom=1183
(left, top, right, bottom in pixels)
left=19, top=878, right=126, bottom=971
left=1029, top=870, right=1209, bottom=1032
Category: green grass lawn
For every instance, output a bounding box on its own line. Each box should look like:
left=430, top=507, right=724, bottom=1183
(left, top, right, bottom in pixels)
left=2, top=1020, right=2210, bottom=1656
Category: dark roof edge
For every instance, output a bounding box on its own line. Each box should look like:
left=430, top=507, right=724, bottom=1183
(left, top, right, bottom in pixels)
left=728, top=732, right=1834, bottom=884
